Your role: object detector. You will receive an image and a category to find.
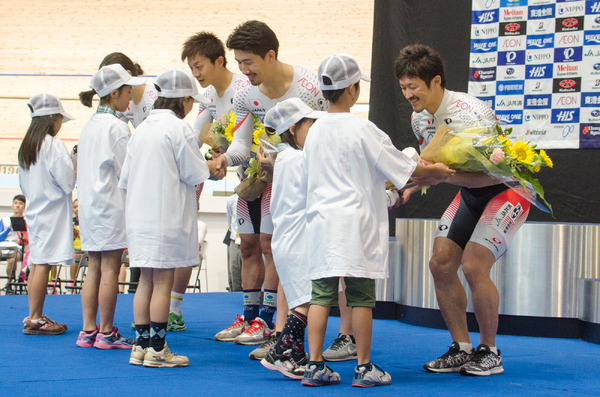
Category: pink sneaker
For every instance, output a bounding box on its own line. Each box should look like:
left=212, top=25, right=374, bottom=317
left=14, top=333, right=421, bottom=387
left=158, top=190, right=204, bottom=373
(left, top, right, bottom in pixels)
left=76, top=325, right=99, bottom=347
left=93, top=327, right=135, bottom=349
left=23, top=315, right=67, bottom=335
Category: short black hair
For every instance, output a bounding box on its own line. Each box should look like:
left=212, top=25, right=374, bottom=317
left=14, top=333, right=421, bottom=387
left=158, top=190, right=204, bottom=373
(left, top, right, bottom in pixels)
left=322, top=77, right=359, bottom=103
left=182, top=32, right=227, bottom=67
left=13, top=194, right=26, bottom=204
left=393, top=44, right=446, bottom=88
left=226, top=20, right=279, bottom=58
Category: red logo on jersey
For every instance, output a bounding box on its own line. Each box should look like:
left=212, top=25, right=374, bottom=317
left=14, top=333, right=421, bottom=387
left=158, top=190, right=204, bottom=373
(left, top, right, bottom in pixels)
left=505, top=23, right=520, bottom=32
left=492, top=238, right=502, bottom=245
left=562, top=18, right=578, bottom=28
left=253, top=100, right=259, bottom=106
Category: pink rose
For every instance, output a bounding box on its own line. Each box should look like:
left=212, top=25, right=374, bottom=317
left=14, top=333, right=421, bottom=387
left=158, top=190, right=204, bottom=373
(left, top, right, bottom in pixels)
left=490, top=148, right=505, bottom=165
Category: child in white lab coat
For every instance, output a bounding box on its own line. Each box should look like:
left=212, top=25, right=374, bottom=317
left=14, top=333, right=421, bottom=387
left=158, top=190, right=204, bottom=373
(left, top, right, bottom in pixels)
left=76, top=64, right=145, bottom=349
left=119, top=69, right=210, bottom=367
left=18, top=93, right=75, bottom=335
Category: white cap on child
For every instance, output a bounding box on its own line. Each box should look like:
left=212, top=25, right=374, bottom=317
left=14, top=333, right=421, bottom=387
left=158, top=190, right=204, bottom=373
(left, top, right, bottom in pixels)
left=27, top=93, right=74, bottom=122
left=154, top=69, right=210, bottom=104
left=264, top=98, right=326, bottom=135
left=90, top=64, right=146, bottom=98
left=318, top=53, right=371, bottom=91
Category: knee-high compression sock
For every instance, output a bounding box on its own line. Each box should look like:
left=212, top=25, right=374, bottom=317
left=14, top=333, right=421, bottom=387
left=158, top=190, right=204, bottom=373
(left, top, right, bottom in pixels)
left=150, top=322, right=167, bottom=352
left=258, top=289, right=277, bottom=327
left=275, top=310, right=308, bottom=361
left=243, top=289, right=261, bottom=322
left=135, top=324, right=150, bottom=349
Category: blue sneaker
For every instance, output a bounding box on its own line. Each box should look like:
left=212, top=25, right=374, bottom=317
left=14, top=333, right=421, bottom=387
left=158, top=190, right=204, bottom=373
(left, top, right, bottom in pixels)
left=301, top=363, right=340, bottom=387
left=352, top=363, right=391, bottom=388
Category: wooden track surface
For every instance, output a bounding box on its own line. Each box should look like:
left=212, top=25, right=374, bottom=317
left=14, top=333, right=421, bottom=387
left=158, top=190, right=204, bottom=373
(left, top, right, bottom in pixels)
left=0, top=0, right=374, bottom=166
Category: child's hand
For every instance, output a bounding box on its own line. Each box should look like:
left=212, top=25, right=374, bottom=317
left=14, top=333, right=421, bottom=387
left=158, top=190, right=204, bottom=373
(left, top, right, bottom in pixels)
left=412, top=163, right=455, bottom=186
left=257, top=146, right=275, bottom=173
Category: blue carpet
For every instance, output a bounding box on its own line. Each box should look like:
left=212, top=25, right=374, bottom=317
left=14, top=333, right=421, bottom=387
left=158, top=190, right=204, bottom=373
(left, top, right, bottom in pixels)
left=1, top=293, right=599, bottom=396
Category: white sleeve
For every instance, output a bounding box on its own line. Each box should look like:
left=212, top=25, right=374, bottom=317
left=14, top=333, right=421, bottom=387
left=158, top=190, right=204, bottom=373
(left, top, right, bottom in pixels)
left=192, top=106, right=214, bottom=146
left=177, top=125, right=210, bottom=186
left=224, top=92, right=254, bottom=166
left=49, top=139, right=76, bottom=195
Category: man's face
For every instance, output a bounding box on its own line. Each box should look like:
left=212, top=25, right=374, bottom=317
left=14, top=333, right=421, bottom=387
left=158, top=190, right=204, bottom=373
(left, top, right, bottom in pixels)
left=12, top=199, right=25, bottom=216
left=398, top=75, right=440, bottom=113
left=234, top=49, right=269, bottom=86
left=187, top=54, right=218, bottom=88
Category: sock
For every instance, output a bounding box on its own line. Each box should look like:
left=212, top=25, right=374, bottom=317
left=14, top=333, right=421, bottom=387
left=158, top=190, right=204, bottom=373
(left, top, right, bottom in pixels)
left=357, top=362, right=373, bottom=371
left=135, top=324, right=150, bottom=349
left=150, top=322, right=167, bottom=352
left=488, top=346, right=498, bottom=354
left=308, top=361, right=325, bottom=370
left=457, top=342, right=473, bottom=353
left=170, top=291, right=185, bottom=314
left=243, top=289, right=261, bottom=322
left=339, top=333, right=355, bottom=344
left=275, top=310, right=308, bottom=360
left=258, top=289, right=277, bottom=327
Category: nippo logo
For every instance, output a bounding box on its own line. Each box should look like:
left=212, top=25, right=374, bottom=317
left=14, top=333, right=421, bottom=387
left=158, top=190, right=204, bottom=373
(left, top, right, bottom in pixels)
left=559, top=79, right=576, bottom=89
left=505, top=23, right=520, bottom=32
left=562, top=18, right=578, bottom=28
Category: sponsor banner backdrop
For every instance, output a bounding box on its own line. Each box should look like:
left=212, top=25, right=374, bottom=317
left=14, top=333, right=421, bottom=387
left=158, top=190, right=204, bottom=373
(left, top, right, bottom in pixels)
left=470, top=0, right=600, bottom=149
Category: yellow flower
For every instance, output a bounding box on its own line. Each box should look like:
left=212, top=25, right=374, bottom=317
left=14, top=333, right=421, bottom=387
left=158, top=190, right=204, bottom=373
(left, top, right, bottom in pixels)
left=540, top=149, right=553, bottom=168
left=225, top=124, right=235, bottom=142
left=252, top=128, right=261, bottom=145
left=510, top=141, right=536, bottom=164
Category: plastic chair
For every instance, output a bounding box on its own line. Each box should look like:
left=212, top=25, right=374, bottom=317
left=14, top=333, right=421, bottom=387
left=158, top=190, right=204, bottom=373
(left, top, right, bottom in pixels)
left=64, top=252, right=89, bottom=294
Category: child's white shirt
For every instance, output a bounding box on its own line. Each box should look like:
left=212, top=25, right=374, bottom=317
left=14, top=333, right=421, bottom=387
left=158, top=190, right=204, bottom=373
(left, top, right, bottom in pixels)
left=19, top=135, right=75, bottom=264
left=270, top=144, right=311, bottom=308
left=303, top=113, right=416, bottom=279
left=77, top=113, right=130, bottom=251
left=119, top=109, right=209, bottom=268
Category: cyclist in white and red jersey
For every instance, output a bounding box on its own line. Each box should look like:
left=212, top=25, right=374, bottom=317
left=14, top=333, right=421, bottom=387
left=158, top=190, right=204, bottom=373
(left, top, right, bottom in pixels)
left=208, top=21, right=328, bottom=351
left=394, top=44, right=530, bottom=377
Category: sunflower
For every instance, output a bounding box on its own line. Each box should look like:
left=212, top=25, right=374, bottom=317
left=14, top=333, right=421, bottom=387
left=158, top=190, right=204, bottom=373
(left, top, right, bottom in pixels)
left=510, top=141, right=535, bottom=164
left=540, top=149, right=553, bottom=168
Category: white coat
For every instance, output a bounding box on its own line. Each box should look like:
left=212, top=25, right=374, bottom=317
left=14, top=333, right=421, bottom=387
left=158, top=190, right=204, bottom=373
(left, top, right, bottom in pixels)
left=77, top=113, right=129, bottom=251
left=303, top=113, right=417, bottom=280
left=270, top=144, right=311, bottom=309
left=119, top=109, right=210, bottom=268
left=19, top=135, right=75, bottom=265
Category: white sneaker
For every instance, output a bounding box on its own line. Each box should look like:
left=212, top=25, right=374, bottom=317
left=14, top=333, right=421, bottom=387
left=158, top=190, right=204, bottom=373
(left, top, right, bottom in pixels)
left=143, top=343, right=189, bottom=368
left=235, top=317, right=273, bottom=345
left=129, top=345, right=146, bottom=366
left=214, top=314, right=249, bottom=342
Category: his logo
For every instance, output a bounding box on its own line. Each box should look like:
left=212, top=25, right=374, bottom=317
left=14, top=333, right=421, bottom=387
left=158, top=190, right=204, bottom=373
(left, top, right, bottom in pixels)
left=559, top=79, right=576, bottom=89
left=562, top=18, right=578, bottom=28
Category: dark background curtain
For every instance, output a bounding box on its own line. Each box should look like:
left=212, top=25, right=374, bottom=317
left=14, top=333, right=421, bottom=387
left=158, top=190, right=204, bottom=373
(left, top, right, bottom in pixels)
left=369, top=0, right=598, bottom=234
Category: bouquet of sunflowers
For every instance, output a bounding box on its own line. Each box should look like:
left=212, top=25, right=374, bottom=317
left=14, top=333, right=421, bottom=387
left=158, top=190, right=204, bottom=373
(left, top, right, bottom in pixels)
left=200, top=109, right=236, bottom=159
left=420, top=123, right=553, bottom=213
left=234, top=120, right=282, bottom=202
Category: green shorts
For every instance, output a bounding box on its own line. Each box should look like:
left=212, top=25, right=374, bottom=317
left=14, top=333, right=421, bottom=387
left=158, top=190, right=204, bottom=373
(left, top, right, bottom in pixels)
left=310, top=277, right=376, bottom=308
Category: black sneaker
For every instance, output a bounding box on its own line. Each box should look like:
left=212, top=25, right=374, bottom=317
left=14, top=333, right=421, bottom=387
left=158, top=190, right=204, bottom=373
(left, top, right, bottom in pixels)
left=423, top=342, right=473, bottom=373
left=459, top=344, right=503, bottom=376
left=261, top=349, right=308, bottom=380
